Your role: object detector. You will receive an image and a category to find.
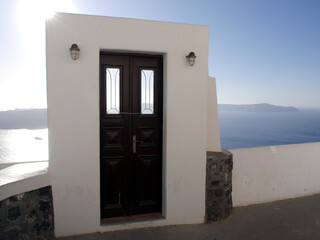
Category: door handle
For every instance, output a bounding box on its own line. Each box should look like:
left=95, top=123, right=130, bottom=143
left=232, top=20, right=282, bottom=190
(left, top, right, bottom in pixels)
left=133, top=135, right=143, bottom=154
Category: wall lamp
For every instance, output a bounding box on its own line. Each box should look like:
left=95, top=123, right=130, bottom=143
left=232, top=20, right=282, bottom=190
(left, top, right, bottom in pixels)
left=70, top=44, right=80, bottom=60
left=186, top=52, right=196, bottom=66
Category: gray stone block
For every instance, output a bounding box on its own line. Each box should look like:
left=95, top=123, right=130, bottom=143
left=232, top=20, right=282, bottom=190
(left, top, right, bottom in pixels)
left=0, top=186, right=54, bottom=240
left=206, top=150, right=233, bottom=222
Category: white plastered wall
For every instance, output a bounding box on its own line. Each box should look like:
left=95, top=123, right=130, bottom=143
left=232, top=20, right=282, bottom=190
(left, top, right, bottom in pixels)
left=46, top=13, right=211, bottom=237
left=232, top=142, right=320, bottom=206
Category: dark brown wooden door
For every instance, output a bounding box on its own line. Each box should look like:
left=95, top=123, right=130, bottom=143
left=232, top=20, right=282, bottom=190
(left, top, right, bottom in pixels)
left=100, top=53, right=163, bottom=219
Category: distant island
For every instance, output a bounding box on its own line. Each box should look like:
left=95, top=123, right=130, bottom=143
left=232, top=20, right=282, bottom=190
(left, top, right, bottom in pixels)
left=218, top=103, right=299, bottom=112
left=0, top=108, right=47, bottom=129
left=0, top=104, right=301, bottom=130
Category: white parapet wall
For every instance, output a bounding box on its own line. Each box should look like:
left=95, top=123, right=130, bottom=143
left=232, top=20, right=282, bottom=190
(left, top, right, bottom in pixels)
left=231, top=142, right=320, bottom=207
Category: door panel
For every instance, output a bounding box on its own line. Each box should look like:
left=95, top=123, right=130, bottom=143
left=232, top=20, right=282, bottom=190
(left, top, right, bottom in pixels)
left=100, top=53, right=163, bottom=219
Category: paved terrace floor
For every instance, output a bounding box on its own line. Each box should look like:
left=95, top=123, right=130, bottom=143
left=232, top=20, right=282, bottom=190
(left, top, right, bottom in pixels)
left=58, top=194, right=320, bottom=240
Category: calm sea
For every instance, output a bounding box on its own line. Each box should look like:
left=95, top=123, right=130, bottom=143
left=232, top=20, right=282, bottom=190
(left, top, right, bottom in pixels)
left=219, top=110, right=320, bottom=149
left=0, top=111, right=319, bottom=162
left=0, top=129, right=48, bottom=164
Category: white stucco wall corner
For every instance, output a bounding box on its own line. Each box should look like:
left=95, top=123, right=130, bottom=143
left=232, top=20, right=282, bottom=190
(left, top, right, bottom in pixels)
left=206, top=76, right=221, bottom=152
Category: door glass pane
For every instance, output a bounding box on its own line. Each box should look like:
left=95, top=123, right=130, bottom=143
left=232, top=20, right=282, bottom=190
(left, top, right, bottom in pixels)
left=106, top=68, right=120, bottom=114
left=141, top=70, right=154, bottom=114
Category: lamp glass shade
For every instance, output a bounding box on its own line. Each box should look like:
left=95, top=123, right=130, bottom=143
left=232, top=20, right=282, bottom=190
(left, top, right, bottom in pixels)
left=70, top=49, right=79, bottom=60
left=188, top=58, right=195, bottom=66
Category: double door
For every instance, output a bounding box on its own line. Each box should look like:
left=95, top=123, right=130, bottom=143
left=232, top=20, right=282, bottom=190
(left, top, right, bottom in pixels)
left=100, top=53, right=163, bottom=219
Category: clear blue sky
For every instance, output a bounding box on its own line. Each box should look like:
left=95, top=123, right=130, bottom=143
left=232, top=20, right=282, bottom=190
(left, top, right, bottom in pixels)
left=0, top=0, right=319, bottom=110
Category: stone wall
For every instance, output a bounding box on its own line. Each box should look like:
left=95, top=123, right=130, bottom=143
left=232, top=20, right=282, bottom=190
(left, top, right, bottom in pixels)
left=206, top=150, right=233, bottom=221
left=0, top=186, right=54, bottom=240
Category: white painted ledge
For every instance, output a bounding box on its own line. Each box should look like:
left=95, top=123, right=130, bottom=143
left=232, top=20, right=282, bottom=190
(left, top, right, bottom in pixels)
left=0, top=162, right=50, bottom=201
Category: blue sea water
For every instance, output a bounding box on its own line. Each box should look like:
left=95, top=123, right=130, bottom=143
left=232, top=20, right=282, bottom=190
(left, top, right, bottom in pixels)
left=0, top=110, right=319, bottom=162
left=218, top=110, right=320, bottom=149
